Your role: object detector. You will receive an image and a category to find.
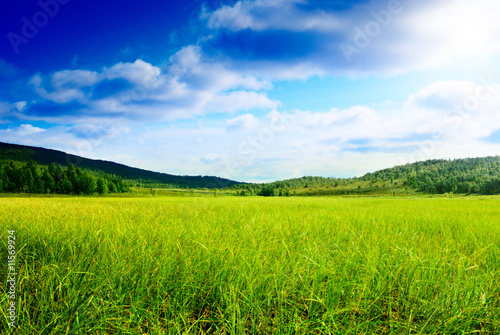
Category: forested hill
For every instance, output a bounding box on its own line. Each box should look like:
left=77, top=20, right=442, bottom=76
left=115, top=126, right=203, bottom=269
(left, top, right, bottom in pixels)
left=0, top=142, right=241, bottom=189
left=230, top=156, right=500, bottom=196
left=361, top=156, right=500, bottom=194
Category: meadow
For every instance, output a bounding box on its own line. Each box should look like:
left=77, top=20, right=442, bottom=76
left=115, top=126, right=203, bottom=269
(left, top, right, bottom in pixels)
left=1, top=196, right=499, bottom=334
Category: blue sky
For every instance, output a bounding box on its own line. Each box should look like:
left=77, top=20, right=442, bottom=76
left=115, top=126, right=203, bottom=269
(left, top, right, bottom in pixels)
left=1, top=0, right=500, bottom=182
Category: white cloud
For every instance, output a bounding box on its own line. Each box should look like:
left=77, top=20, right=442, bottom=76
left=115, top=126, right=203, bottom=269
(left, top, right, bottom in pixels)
left=209, top=91, right=278, bottom=114
left=25, top=46, right=278, bottom=123
left=18, top=124, right=45, bottom=135
left=0, top=121, right=132, bottom=161
left=0, top=101, right=27, bottom=122
left=204, top=0, right=500, bottom=77
left=226, top=113, right=260, bottom=131
left=2, top=124, right=46, bottom=137
left=6, top=0, right=500, bottom=181
left=14, top=101, right=26, bottom=111
left=5, top=78, right=500, bottom=181
left=51, top=69, right=100, bottom=88
left=104, top=59, right=162, bottom=88
left=206, top=0, right=344, bottom=32
left=29, top=73, right=89, bottom=104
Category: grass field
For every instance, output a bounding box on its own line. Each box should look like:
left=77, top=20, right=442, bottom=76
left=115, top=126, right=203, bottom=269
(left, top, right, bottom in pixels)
left=1, top=196, right=499, bottom=334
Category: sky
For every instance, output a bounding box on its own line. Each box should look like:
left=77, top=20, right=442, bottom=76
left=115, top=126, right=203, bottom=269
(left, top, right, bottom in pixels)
left=1, top=0, right=500, bottom=182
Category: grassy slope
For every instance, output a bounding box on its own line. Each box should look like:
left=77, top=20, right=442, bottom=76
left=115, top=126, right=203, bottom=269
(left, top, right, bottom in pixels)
left=1, top=196, right=499, bottom=334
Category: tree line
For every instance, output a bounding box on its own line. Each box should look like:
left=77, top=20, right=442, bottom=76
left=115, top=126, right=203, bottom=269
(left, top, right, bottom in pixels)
left=231, top=176, right=355, bottom=196
left=231, top=156, right=500, bottom=196
left=0, top=160, right=128, bottom=195
left=361, top=156, right=500, bottom=195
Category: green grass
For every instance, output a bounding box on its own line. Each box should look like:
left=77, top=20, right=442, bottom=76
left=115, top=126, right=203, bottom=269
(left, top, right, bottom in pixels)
left=1, top=196, right=499, bottom=334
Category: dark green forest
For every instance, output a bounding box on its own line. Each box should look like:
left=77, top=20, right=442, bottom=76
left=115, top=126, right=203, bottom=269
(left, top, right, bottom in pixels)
left=0, top=160, right=128, bottom=195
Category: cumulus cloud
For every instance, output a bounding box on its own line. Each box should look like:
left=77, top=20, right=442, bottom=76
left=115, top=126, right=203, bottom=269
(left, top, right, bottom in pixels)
left=51, top=70, right=100, bottom=89
left=0, top=100, right=27, bottom=123
left=203, top=0, right=500, bottom=77
left=406, top=79, right=500, bottom=140
left=0, top=120, right=133, bottom=161
left=3, top=1, right=500, bottom=181
left=20, top=46, right=278, bottom=123
left=104, top=60, right=162, bottom=88
left=18, top=124, right=45, bottom=135
left=204, top=79, right=500, bottom=179
left=4, top=79, right=500, bottom=181
left=226, top=113, right=260, bottom=131
left=206, top=0, right=345, bottom=32
left=1, top=124, right=46, bottom=137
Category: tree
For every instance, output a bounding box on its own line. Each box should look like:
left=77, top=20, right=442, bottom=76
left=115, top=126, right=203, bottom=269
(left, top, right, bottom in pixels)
left=43, top=171, right=55, bottom=193
left=24, top=168, right=34, bottom=193
left=48, top=163, right=56, bottom=177
left=61, top=178, right=74, bottom=194
left=27, top=160, right=38, bottom=177
left=0, top=166, right=6, bottom=192
left=108, top=181, right=118, bottom=193
left=54, top=165, right=64, bottom=192
left=76, top=172, right=96, bottom=195
left=259, top=186, right=275, bottom=197
left=7, top=166, right=24, bottom=192
left=96, top=178, right=109, bottom=195
left=66, top=164, right=78, bottom=190
left=33, top=179, right=45, bottom=194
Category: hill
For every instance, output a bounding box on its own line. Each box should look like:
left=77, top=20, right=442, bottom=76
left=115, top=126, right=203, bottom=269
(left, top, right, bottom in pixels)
left=2, top=141, right=498, bottom=196
left=0, top=142, right=242, bottom=189
left=231, top=156, right=500, bottom=196
left=361, top=156, right=500, bottom=194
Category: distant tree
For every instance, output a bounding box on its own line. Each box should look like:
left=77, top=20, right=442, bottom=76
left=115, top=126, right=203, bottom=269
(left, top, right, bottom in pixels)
left=96, top=178, right=109, bottom=195
left=33, top=179, right=45, bottom=194
left=77, top=172, right=96, bottom=195
left=8, top=166, right=24, bottom=192
left=27, top=160, right=38, bottom=177
left=24, top=168, right=34, bottom=193
left=67, top=164, right=78, bottom=190
left=259, top=186, right=275, bottom=197
left=48, top=163, right=56, bottom=177
left=0, top=166, right=7, bottom=192
left=43, top=171, right=55, bottom=193
left=61, top=178, right=74, bottom=194
left=54, top=165, right=64, bottom=192
left=108, top=181, right=118, bottom=193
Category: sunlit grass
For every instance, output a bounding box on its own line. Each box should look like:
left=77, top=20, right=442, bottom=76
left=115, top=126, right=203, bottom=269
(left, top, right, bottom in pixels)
left=1, top=196, right=499, bottom=334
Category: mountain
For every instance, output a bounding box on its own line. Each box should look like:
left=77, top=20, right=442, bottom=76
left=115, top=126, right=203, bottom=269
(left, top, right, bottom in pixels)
left=0, top=142, right=242, bottom=189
